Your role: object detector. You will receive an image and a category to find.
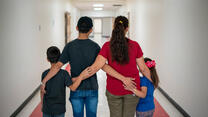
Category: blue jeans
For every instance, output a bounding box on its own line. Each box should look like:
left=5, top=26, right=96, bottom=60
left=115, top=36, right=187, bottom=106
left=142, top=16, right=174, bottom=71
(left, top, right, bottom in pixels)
left=43, top=113, right=65, bottom=117
left=136, top=109, right=154, bottom=117
left=69, top=90, right=98, bottom=117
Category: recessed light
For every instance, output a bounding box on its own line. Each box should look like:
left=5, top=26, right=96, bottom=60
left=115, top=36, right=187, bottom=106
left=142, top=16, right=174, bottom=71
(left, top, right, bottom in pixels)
left=93, top=4, right=104, bottom=7
left=94, top=8, right=103, bottom=11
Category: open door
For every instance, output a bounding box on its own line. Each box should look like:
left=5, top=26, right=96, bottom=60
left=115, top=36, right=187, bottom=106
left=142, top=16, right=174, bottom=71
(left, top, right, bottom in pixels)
left=127, top=12, right=130, bottom=38
left=65, top=12, right=71, bottom=45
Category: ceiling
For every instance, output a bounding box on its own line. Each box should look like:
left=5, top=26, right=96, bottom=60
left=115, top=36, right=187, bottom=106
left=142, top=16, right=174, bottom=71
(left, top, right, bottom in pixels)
left=71, top=0, right=126, bottom=11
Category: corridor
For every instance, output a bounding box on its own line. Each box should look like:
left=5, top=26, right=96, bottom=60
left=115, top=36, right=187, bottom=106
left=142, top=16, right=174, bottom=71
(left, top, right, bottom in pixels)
left=0, top=0, right=208, bottom=117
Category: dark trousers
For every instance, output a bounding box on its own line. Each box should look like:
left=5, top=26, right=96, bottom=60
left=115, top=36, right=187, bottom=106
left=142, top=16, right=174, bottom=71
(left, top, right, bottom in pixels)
left=106, top=90, right=139, bottom=117
left=43, top=113, right=65, bottom=117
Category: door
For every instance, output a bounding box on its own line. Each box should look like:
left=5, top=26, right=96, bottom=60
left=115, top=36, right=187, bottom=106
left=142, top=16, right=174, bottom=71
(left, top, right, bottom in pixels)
left=93, top=18, right=102, bottom=34
left=65, top=12, right=71, bottom=45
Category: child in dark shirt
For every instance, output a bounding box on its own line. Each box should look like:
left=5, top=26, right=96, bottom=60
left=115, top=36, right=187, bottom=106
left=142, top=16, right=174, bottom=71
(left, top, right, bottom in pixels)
left=41, top=46, right=83, bottom=117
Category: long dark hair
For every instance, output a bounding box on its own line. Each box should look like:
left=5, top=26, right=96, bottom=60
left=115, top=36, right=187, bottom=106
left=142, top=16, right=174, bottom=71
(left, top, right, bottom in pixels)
left=110, top=16, right=129, bottom=64
left=144, top=57, right=159, bottom=88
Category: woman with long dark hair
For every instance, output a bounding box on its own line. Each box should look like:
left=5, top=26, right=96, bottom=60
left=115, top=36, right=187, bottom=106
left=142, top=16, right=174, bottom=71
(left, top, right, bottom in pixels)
left=78, top=16, right=151, bottom=117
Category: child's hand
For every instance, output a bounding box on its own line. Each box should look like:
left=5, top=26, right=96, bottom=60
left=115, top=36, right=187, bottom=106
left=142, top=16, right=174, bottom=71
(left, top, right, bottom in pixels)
left=40, top=91, right=44, bottom=108
left=72, top=78, right=77, bottom=83
left=40, top=99, right=43, bottom=107
left=40, top=83, right=46, bottom=94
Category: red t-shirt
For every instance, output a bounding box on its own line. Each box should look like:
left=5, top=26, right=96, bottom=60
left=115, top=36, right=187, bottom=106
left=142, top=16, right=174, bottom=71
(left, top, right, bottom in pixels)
left=99, top=39, right=143, bottom=96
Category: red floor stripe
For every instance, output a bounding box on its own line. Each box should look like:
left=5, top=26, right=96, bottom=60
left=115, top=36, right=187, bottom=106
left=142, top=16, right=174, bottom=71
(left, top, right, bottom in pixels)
left=30, top=103, right=42, bottom=117
left=154, top=98, right=169, bottom=117
left=30, top=98, right=169, bottom=117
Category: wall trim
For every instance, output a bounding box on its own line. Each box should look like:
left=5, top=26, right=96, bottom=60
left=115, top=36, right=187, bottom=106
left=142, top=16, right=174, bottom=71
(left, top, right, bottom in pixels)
left=158, top=87, right=190, bottom=117
left=10, top=85, right=40, bottom=117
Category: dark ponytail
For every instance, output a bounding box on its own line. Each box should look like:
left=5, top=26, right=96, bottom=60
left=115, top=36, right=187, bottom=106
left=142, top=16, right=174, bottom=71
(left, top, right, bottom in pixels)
left=110, top=16, right=129, bottom=64
left=144, top=57, right=159, bottom=88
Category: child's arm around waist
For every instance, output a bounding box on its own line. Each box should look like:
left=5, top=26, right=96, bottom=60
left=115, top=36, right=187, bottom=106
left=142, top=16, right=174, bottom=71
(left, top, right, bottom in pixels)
left=40, top=90, right=44, bottom=107
left=133, top=87, right=147, bottom=98
left=125, top=86, right=147, bottom=98
left=68, top=76, right=83, bottom=91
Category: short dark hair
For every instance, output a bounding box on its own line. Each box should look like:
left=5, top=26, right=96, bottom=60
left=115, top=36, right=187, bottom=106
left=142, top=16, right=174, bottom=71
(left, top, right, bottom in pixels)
left=47, top=46, right=60, bottom=63
left=77, top=16, right=93, bottom=33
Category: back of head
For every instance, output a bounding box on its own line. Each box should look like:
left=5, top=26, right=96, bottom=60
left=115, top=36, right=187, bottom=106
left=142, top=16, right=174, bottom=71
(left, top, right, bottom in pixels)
left=77, top=16, right=93, bottom=33
left=110, top=16, right=129, bottom=64
left=144, top=57, right=159, bottom=88
left=114, top=16, right=129, bottom=29
left=47, top=46, right=60, bottom=63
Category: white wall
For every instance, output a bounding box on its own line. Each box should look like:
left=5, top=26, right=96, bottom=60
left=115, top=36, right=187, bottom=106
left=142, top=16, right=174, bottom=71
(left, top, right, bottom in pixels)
left=0, top=0, right=80, bottom=116
left=119, top=0, right=208, bottom=116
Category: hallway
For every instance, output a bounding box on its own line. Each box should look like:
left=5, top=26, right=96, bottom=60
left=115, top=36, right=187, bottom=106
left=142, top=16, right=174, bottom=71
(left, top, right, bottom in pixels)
left=0, top=0, right=208, bottom=117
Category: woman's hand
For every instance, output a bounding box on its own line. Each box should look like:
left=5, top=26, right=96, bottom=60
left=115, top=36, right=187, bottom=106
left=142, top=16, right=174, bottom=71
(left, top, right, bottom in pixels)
left=72, top=67, right=91, bottom=82
left=79, top=67, right=91, bottom=79
left=123, top=84, right=136, bottom=92
left=122, top=77, right=137, bottom=90
left=86, top=67, right=95, bottom=76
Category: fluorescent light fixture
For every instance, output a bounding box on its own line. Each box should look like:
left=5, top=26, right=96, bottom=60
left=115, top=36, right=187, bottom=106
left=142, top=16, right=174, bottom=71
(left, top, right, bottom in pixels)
left=93, top=4, right=104, bottom=7
left=94, top=8, right=103, bottom=11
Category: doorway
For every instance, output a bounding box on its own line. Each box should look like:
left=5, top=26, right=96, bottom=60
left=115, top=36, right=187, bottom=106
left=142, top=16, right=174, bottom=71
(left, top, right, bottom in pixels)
left=65, top=12, right=71, bottom=45
left=93, top=18, right=102, bottom=34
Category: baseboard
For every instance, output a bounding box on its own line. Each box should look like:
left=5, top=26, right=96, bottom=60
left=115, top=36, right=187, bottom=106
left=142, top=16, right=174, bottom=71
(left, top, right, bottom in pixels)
left=158, top=87, right=190, bottom=117
left=10, top=85, right=40, bottom=117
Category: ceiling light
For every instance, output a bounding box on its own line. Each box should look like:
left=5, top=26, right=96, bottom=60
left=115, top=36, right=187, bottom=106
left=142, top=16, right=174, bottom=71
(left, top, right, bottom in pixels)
left=94, top=8, right=103, bottom=11
left=93, top=4, right=104, bottom=7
